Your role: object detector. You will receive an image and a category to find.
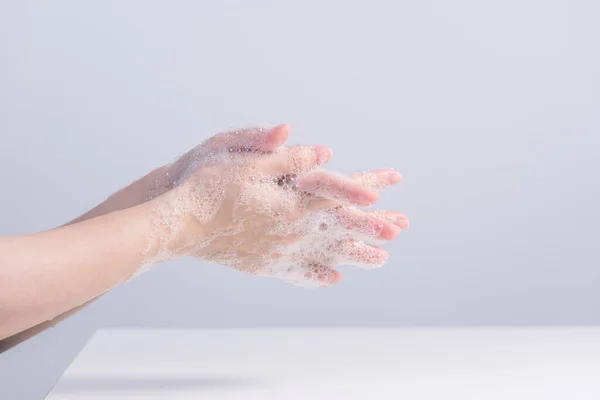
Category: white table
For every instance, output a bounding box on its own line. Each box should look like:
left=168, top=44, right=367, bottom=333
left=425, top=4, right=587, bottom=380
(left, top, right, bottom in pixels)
left=46, top=328, right=600, bottom=399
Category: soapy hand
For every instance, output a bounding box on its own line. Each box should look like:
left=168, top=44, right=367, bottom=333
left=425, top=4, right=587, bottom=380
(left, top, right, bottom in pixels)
left=145, top=125, right=408, bottom=287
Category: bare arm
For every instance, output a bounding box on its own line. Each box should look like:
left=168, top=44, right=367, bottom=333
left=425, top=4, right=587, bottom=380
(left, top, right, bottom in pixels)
left=0, top=124, right=407, bottom=352
left=0, top=168, right=167, bottom=351
left=0, top=201, right=157, bottom=340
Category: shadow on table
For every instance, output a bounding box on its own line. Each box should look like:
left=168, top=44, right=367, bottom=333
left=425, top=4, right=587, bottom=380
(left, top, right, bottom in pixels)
left=52, top=375, right=263, bottom=394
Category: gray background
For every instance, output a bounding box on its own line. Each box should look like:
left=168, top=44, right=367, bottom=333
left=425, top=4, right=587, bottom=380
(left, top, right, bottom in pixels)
left=1, top=0, right=598, bottom=398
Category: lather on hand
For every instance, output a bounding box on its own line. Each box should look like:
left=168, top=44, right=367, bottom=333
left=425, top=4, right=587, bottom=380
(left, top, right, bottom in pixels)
left=0, top=124, right=409, bottom=346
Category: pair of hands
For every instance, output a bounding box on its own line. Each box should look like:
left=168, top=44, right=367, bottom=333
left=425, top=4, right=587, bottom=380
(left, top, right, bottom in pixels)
left=0, top=124, right=407, bottom=348
left=140, top=124, right=408, bottom=287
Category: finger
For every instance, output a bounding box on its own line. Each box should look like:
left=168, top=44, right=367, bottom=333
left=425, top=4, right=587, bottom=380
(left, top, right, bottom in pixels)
left=364, top=210, right=410, bottom=229
left=301, top=171, right=379, bottom=207
left=261, top=124, right=291, bottom=150
left=327, top=207, right=401, bottom=241
left=351, top=169, right=403, bottom=191
left=208, top=124, right=291, bottom=152
left=335, top=239, right=389, bottom=269
left=258, top=145, right=332, bottom=175
left=304, top=264, right=342, bottom=286
left=306, top=197, right=341, bottom=212
left=306, top=170, right=400, bottom=212
left=330, top=270, right=343, bottom=284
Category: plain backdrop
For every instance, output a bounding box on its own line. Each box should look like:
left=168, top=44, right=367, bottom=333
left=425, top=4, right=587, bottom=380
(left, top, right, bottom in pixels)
left=1, top=0, right=598, bottom=398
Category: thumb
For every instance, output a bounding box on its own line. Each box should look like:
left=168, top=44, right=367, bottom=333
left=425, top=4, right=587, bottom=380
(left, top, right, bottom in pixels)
left=207, top=124, right=291, bottom=152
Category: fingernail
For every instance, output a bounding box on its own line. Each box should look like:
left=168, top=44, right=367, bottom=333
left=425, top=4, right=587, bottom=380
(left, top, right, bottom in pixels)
left=314, top=146, right=332, bottom=165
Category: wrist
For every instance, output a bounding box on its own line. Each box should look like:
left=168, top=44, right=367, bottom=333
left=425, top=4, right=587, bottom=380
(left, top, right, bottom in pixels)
left=139, top=188, right=207, bottom=261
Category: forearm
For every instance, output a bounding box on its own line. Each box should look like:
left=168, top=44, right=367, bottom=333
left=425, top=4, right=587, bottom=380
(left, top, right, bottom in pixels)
left=0, top=168, right=168, bottom=350
left=66, top=166, right=168, bottom=225
left=0, top=202, right=156, bottom=340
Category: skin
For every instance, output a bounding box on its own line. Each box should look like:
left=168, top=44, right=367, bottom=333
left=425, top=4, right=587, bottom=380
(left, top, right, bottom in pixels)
left=0, top=124, right=409, bottom=350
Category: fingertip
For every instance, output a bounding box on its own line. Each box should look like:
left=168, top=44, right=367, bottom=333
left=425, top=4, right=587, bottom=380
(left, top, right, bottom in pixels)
left=397, top=218, right=410, bottom=229
left=374, top=211, right=409, bottom=229
left=317, top=270, right=342, bottom=287
left=314, top=146, right=332, bottom=166
left=266, top=124, right=291, bottom=149
left=374, top=248, right=390, bottom=265
left=388, top=171, right=403, bottom=184
left=391, top=213, right=410, bottom=229
left=349, top=243, right=389, bottom=268
left=379, top=221, right=401, bottom=240
left=362, top=190, right=379, bottom=206
left=331, top=271, right=343, bottom=284
left=368, top=169, right=402, bottom=184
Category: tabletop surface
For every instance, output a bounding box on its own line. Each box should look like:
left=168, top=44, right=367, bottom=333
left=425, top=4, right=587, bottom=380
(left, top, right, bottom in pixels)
left=46, top=328, right=600, bottom=399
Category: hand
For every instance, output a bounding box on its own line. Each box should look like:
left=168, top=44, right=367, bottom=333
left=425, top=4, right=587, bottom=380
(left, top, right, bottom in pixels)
left=145, top=125, right=408, bottom=287
left=0, top=125, right=408, bottom=351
